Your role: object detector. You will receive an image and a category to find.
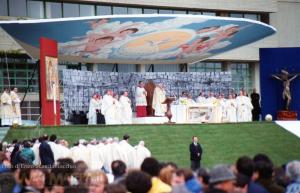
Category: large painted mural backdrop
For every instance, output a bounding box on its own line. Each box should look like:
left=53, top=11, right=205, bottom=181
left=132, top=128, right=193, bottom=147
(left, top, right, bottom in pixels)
left=62, top=69, right=231, bottom=120
left=0, top=15, right=276, bottom=64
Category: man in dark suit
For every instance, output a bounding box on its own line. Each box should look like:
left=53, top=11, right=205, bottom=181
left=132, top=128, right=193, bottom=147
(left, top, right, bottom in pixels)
left=39, top=135, right=54, bottom=166
left=189, top=136, right=203, bottom=171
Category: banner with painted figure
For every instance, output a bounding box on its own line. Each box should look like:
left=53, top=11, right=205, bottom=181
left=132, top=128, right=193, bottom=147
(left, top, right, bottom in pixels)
left=45, top=56, right=59, bottom=101
left=0, top=14, right=276, bottom=64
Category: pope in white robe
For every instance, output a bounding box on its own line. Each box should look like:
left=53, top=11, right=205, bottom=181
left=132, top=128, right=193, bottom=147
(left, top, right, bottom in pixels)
left=134, top=141, right=151, bottom=168
left=10, top=88, right=22, bottom=125
left=1, top=89, right=13, bottom=126
left=152, top=83, right=167, bottom=116
left=101, top=90, right=117, bottom=125
left=225, top=94, right=237, bottom=122
left=119, top=92, right=132, bottom=124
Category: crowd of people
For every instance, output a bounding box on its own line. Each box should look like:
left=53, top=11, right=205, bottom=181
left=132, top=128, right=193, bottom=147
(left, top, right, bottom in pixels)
left=0, top=87, right=22, bottom=126
left=0, top=134, right=299, bottom=193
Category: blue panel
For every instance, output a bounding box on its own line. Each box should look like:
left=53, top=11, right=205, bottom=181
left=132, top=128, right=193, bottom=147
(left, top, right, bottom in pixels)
left=260, top=48, right=300, bottom=119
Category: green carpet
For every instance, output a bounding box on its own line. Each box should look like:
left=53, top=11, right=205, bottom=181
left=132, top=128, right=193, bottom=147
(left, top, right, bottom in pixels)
left=3, top=122, right=300, bottom=168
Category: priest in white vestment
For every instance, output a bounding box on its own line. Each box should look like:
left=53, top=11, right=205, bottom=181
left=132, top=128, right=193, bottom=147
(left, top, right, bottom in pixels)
left=10, top=88, right=22, bottom=125
left=135, top=81, right=147, bottom=117
left=88, top=94, right=99, bottom=125
left=236, top=91, right=253, bottom=122
left=152, top=83, right=167, bottom=116
left=196, top=92, right=206, bottom=104
left=225, top=94, right=237, bottom=122
left=87, top=142, right=105, bottom=170
left=71, top=141, right=90, bottom=165
left=1, top=88, right=13, bottom=126
left=113, top=94, right=122, bottom=124
left=119, top=91, right=132, bottom=124
left=119, top=135, right=136, bottom=169
left=101, top=90, right=117, bottom=125
left=134, top=141, right=151, bottom=168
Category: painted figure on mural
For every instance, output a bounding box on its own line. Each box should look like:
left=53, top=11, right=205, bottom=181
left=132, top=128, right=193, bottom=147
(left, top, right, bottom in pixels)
left=272, top=70, right=299, bottom=110
left=46, top=57, right=59, bottom=100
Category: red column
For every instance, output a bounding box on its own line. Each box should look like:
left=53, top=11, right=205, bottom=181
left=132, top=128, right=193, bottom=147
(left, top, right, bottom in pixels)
left=40, top=37, right=60, bottom=126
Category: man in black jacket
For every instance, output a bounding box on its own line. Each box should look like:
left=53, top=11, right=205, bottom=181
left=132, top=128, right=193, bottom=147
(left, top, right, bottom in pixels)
left=39, top=135, right=54, bottom=166
left=189, top=136, right=203, bottom=171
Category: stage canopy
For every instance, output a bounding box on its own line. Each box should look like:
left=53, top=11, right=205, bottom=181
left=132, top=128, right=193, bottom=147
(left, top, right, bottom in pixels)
left=0, top=14, right=276, bottom=64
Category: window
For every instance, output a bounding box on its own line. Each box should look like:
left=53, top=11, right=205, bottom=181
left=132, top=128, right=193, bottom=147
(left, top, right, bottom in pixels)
left=143, top=8, right=158, bottom=14
left=202, top=12, right=216, bottom=16
left=113, top=6, right=127, bottom=14
left=80, top=4, right=95, bottom=16
left=230, top=63, right=253, bottom=94
left=63, top=3, right=79, bottom=18
left=188, top=11, right=202, bottom=15
left=46, top=2, right=62, bottom=18
left=189, top=62, right=222, bottom=72
left=128, top=7, right=142, bottom=14
left=0, top=0, right=8, bottom=16
left=9, top=0, right=26, bottom=17
left=27, top=0, right=44, bottom=18
left=159, top=9, right=172, bottom=14
left=173, top=10, right=187, bottom=14
left=96, top=5, right=112, bottom=15
left=230, top=12, right=261, bottom=21
left=244, top=13, right=259, bottom=21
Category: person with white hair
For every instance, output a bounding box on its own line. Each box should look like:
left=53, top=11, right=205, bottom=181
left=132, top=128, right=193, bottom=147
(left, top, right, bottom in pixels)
left=134, top=140, right=151, bottom=168
left=152, top=83, right=167, bottom=116
left=286, top=160, right=300, bottom=193
left=119, top=91, right=133, bottom=124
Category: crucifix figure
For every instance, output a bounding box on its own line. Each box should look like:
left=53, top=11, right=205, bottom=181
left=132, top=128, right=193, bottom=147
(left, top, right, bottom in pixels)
left=272, top=70, right=299, bottom=110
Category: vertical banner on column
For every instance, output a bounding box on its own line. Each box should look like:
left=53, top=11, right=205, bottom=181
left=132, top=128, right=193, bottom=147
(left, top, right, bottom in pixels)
left=40, top=37, right=60, bottom=126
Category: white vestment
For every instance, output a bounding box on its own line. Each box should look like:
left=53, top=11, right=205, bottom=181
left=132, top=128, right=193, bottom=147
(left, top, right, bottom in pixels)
left=119, top=95, right=132, bottom=124
left=225, top=99, right=237, bottom=122
left=135, top=87, right=147, bottom=106
left=113, top=99, right=122, bottom=124
left=236, top=96, right=253, bottom=122
left=71, top=144, right=90, bottom=165
left=88, top=98, right=100, bottom=125
left=0, top=92, right=13, bottom=125
left=32, top=143, right=41, bottom=165
left=152, top=87, right=167, bottom=116
left=134, top=144, right=151, bottom=168
left=196, top=96, right=206, bottom=104
left=119, top=140, right=136, bottom=169
left=48, top=141, right=61, bottom=164
left=10, top=91, right=22, bottom=125
left=87, top=144, right=104, bottom=170
left=101, top=94, right=116, bottom=125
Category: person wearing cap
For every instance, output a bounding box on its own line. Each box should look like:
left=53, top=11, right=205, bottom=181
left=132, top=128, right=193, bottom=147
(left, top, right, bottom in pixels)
left=189, top=136, right=203, bottom=171
left=207, top=164, right=236, bottom=193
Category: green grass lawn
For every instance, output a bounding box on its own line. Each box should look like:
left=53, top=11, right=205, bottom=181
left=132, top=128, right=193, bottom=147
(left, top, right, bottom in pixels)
left=3, top=122, right=300, bottom=168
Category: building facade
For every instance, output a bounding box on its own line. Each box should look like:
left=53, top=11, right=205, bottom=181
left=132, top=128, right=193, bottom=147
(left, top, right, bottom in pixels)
left=0, top=0, right=300, bottom=121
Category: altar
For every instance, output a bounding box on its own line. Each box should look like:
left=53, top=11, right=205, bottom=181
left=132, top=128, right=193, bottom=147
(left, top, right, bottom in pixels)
left=132, top=104, right=218, bottom=124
